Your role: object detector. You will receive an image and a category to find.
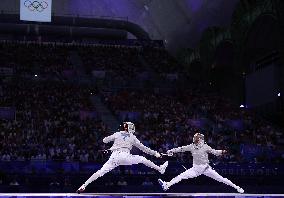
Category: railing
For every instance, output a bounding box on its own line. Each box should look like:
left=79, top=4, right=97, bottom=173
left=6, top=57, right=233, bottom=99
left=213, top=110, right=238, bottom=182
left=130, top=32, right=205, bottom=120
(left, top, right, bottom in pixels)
left=0, top=10, right=128, bottom=21
left=0, top=38, right=164, bottom=48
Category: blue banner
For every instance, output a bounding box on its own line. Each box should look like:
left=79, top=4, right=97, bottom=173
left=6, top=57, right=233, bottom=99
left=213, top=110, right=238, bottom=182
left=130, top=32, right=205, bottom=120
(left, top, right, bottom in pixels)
left=0, top=161, right=283, bottom=176
left=240, top=144, right=281, bottom=161
left=0, top=107, right=15, bottom=120
left=226, top=119, right=244, bottom=130
left=187, top=118, right=209, bottom=129
left=79, top=110, right=98, bottom=120
left=119, top=111, right=141, bottom=122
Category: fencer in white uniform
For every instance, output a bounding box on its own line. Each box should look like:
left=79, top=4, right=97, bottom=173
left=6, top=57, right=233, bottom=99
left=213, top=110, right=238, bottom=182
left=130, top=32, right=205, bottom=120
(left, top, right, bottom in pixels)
left=77, top=122, right=168, bottom=193
left=158, top=133, right=244, bottom=193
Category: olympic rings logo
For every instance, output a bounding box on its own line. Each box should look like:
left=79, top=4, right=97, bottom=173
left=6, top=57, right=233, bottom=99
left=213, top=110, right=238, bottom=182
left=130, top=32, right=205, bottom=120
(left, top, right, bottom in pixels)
left=24, top=0, right=48, bottom=12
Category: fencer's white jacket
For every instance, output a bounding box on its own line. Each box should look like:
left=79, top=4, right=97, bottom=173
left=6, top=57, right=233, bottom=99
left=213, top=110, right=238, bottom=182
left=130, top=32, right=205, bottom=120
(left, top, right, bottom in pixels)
left=103, top=131, right=159, bottom=156
left=168, top=143, right=223, bottom=165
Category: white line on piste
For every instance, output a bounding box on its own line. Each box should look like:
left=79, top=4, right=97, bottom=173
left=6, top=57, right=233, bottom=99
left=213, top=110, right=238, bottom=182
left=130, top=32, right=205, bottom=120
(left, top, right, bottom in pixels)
left=0, top=193, right=284, bottom=197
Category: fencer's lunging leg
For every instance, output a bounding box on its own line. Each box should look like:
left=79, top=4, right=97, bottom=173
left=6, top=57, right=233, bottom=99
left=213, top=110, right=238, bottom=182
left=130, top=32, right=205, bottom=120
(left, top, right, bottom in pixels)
left=131, top=155, right=161, bottom=171
left=167, top=167, right=200, bottom=188
left=203, top=166, right=238, bottom=189
left=84, top=161, right=117, bottom=186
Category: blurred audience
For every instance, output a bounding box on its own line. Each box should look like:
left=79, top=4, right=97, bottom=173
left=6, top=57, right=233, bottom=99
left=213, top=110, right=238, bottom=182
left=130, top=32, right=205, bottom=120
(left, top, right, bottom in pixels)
left=103, top=90, right=284, bottom=163
left=0, top=80, right=108, bottom=162
left=0, top=42, right=73, bottom=76
left=0, top=42, right=282, bottom=166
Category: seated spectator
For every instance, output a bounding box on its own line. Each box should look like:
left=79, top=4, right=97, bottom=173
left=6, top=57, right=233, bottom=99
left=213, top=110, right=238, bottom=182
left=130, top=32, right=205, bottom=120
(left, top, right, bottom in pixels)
left=142, top=177, right=154, bottom=186
left=117, top=177, right=128, bottom=186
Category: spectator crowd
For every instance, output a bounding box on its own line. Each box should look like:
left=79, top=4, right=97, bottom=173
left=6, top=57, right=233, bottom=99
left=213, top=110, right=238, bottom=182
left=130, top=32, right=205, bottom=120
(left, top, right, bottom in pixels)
left=0, top=80, right=108, bottom=162
left=103, top=90, right=284, bottom=163
left=0, top=42, right=73, bottom=76
left=0, top=42, right=283, bottom=165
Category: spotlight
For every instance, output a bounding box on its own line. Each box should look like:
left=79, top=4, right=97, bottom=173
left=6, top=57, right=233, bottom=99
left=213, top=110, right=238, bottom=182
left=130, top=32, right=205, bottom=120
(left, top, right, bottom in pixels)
left=34, top=74, right=38, bottom=77
left=240, top=105, right=244, bottom=108
left=144, top=5, right=149, bottom=11
left=278, top=93, right=281, bottom=97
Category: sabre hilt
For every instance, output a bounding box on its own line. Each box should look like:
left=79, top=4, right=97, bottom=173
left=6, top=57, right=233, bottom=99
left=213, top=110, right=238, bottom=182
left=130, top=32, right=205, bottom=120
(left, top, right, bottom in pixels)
left=161, top=153, right=172, bottom=157
left=99, top=149, right=110, bottom=154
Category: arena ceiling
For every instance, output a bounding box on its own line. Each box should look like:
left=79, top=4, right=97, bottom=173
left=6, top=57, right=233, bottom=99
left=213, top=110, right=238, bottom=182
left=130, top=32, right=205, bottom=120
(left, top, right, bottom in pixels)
left=0, top=0, right=239, bottom=52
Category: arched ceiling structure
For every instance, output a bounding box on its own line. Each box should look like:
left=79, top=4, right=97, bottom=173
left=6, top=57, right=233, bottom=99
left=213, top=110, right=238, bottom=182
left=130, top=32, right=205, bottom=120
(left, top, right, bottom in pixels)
left=0, top=0, right=239, bottom=51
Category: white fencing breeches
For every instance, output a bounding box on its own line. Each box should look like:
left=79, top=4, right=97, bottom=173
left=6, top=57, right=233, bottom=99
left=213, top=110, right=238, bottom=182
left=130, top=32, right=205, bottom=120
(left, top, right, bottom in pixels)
left=167, top=164, right=238, bottom=190
left=84, top=150, right=160, bottom=186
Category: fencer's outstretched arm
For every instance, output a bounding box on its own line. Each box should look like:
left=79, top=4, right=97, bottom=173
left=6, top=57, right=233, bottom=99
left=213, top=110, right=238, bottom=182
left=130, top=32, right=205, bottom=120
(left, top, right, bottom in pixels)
left=134, top=138, right=160, bottom=157
left=206, top=145, right=224, bottom=156
left=167, top=145, right=193, bottom=154
left=103, top=132, right=118, bottom=143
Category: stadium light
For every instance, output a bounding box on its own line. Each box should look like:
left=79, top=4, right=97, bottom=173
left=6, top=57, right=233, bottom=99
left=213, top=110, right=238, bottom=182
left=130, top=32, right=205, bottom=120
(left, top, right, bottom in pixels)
left=144, top=5, right=149, bottom=11
left=34, top=74, right=38, bottom=77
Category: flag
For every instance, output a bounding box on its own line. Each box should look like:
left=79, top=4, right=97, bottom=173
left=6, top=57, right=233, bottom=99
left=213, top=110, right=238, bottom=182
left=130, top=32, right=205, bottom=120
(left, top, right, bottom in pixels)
left=20, top=0, right=52, bottom=22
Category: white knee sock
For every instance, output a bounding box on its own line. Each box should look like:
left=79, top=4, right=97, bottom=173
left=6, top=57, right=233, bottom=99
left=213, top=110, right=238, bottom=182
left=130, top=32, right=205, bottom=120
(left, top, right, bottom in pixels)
left=168, top=169, right=198, bottom=187
left=220, top=178, right=238, bottom=189
left=168, top=175, right=183, bottom=187
left=85, top=172, right=101, bottom=186
left=84, top=163, right=116, bottom=186
left=140, top=157, right=161, bottom=171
